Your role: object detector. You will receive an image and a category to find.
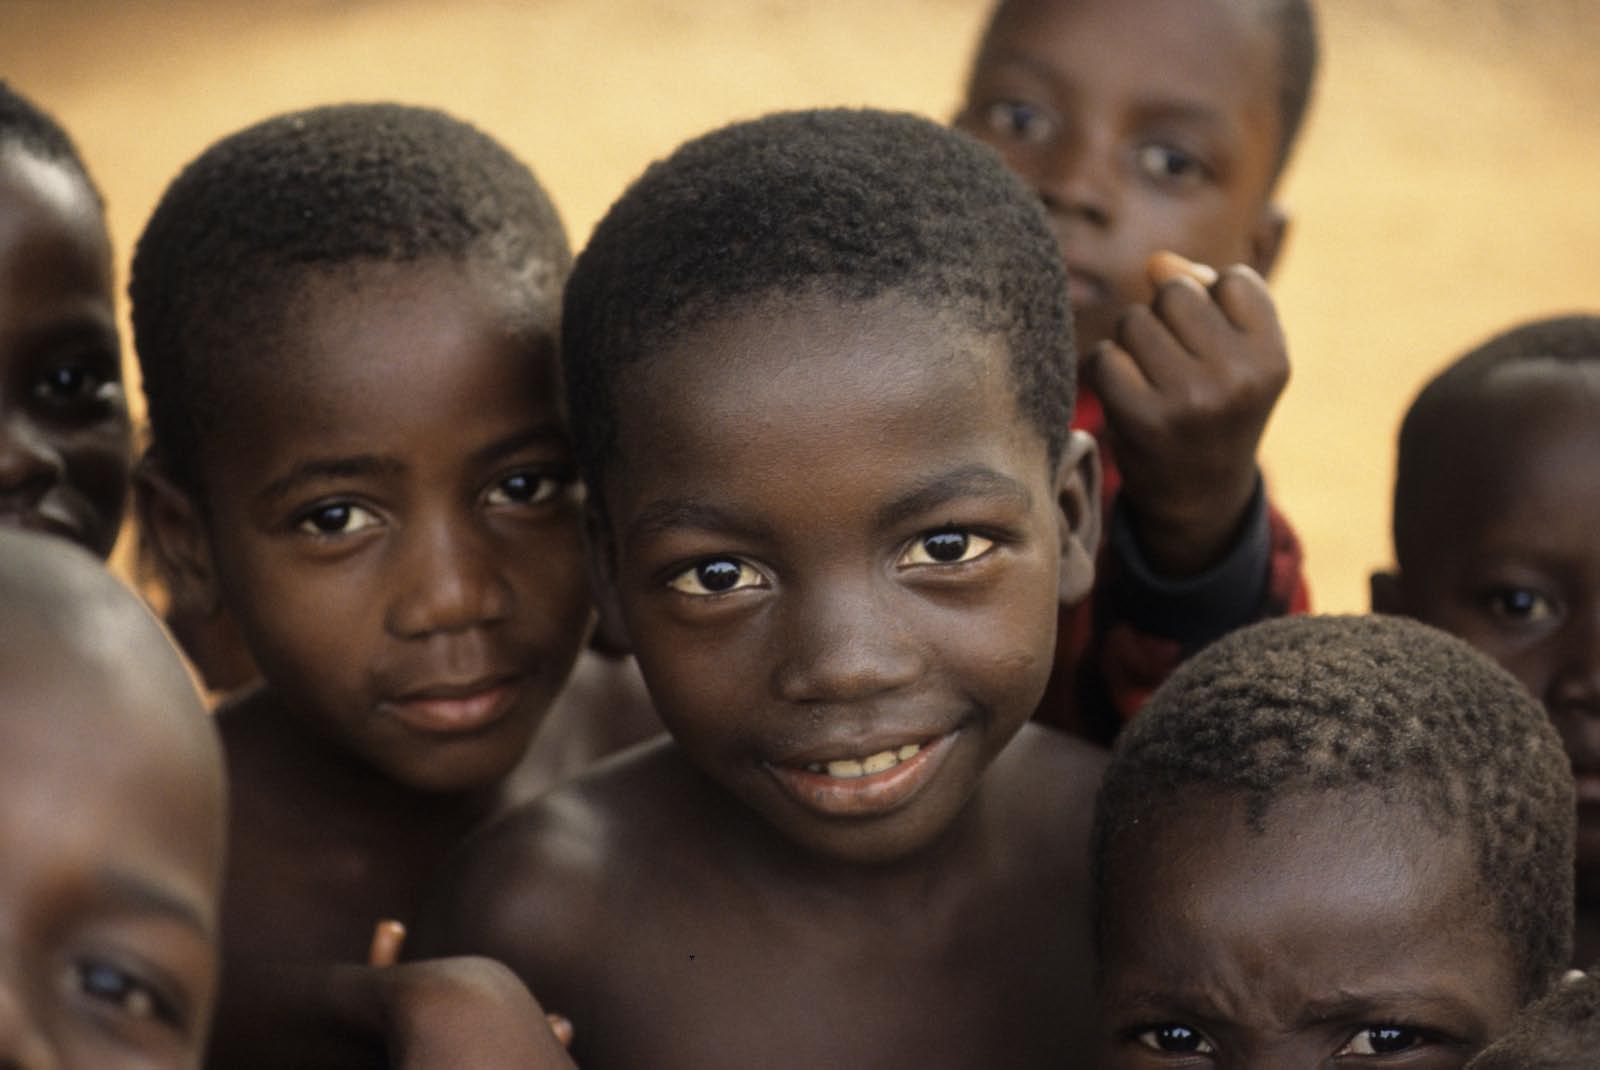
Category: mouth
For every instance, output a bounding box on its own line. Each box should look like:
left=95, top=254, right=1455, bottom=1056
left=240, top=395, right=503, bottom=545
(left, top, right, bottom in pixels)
left=765, top=731, right=959, bottom=819
left=1064, top=267, right=1111, bottom=309
left=380, top=675, right=524, bottom=737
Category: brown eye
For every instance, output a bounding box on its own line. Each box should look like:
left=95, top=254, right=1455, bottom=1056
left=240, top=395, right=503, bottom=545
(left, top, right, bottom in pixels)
left=1482, top=586, right=1556, bottom=623
left=295, top=502, right=380, bottom=537
left=898, top=530, right=994, bottom=568
left=1135, top=1024, right=1213, bottom=1054
left=667, top=557, right=766, bottom=596
left=981, top=100, right=1057, bottom=145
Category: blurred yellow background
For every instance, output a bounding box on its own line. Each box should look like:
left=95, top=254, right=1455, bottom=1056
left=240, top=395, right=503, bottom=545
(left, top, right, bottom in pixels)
left=5, top=0, right=1597, bottom=611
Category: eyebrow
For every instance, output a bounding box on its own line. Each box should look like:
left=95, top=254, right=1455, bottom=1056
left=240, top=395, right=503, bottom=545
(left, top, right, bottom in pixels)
left=875, top=465, right=1033, bottom=531
left=256, top=425, right=569, bottom=507
left=1296, top=990, right=1482, bottom=1027
left=96, top=869, right=212, bottom=937
left=625, top=500, right=777, bottom=550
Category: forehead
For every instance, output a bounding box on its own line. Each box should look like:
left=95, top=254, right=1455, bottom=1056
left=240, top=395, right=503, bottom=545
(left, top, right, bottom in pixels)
left=1101, top=790, right=1516, bottom=1026
left=979, top=0, right=1283, bottom=128
left=202, top=259, right=562, bottom=470
left=605, top=294, right=1046, bottom=523
left=0, top=147, right=111, bottom=321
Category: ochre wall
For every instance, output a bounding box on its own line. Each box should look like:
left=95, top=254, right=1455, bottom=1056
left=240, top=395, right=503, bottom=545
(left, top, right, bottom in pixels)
left=6, top=0, right=1598, bottom=610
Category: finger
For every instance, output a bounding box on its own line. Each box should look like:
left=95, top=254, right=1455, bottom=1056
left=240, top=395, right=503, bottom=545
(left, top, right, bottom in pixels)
left=368, top=919, right=407, bottom=968
left=1147, top=273, right=1237, bottom=366
left=1112, top=303, right=1202, bottom=393
left=547, top=1013, right=575, bottom=1049
left=1209, top=264, right=1279, bottom=336
left=1084, top=339, right=1160, bottom=435
left=1145, top=250, right=1218, bottom=289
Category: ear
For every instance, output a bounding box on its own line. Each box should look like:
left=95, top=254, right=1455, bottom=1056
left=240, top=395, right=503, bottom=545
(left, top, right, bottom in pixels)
left=1247, top=203, right=1289, bottom=280
left=133, top=455, right=220, bottom=616
left=1369, top=568, right=1409, bottom=615
left=1054, top=429, right=1102, bottom=607
left=583, top=503, right=632, bottom=653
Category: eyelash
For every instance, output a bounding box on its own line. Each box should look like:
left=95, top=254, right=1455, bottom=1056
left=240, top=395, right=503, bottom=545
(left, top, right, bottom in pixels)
left=288, top=467, right=573, bottom=539
left=71, top=957, right=185, bottom=1031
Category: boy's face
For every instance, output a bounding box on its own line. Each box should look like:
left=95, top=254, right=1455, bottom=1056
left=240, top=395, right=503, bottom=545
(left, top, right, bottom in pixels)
left=956, top=0, right=1287, bottom=353
left=0, top=147, right=130, bottom=557
left=1378, top=361, right=1600, bottom=897
left=0, top=630, right=223, bottom=1067
left=178, top=259, right=591, bottom=792
left=596, top=293, right=1097, bottom=865
left=1099, top=791, right=1521, bottom=1067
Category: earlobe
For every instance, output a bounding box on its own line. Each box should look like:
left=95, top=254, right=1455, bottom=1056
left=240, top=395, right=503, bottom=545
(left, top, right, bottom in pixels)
left=583, top=504, right=632, bottom=653
left=133, top=455, right=219, bottom=615
left=1369, top=569, right=1408, bottom=616
left=1249, top=204, right=1289, bottom=280
left=1054, top=430, right=1102, bottom=607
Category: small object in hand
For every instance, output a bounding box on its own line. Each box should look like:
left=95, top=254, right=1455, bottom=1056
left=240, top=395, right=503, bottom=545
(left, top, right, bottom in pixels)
left=546, top=1013, right=574, bottom=1049
left=1146, top=250, right=1219, bottom=289
left=369, top=919, right=407, bottom=968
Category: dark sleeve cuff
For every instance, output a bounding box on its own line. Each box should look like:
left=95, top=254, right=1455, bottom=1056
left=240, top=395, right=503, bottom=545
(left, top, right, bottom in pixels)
left=1103, top=476, right=1271, bottom=644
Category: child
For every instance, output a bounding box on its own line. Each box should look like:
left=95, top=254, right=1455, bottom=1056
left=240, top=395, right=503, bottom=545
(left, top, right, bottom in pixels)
left=0, top=528, right=226, bottom=1068
left=1094, top=614, right=1574, bottom=1065
left=128, top=103, right=614, bottom=1066
left=954, top=0, right=1318, bottom=735
left=1373, top=315, right=1600, bottom=968
left=1467, top=968, right=1600, bottom=1069
left=415, top=108, right=1108, bottom=1068
left=0, top=81, right=131, bottom=558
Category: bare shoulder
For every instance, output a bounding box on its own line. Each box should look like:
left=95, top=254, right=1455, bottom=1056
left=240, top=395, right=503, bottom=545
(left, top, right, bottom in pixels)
left=987, top=724, right=1108, bottom=855
left=413, top=739, right=710, bottom=975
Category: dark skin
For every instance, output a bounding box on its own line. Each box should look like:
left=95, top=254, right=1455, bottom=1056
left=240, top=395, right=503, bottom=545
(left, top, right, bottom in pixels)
left=139, top=258, right=595, bottom=1068
left=1099, top=790, right=1524, bottom=1067
left=0, top=530, right=225, bottom=1069
left=1374, top=359, right=1600, bottom=966
left=417, top=293, right=1108, bottom=1068
left=956, top=0, right=1291, bottom=576
left=0, top=146, right=130, bottom=558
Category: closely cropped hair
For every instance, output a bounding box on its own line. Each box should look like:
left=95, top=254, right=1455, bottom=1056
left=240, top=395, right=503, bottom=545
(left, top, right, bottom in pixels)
left=0, top=80, right=103, bottom=207
left=1468, top=969, right=1600, bottom=1070
left=1094, top=614, right=1575, bottom=1003
left=1261, top=0, right=1319, bottom=177
left=130, top=103, right=570, bottom=493
left=562, top=107, right=1074, bottom=495
left=1394, top=314, right=1600, bottom=562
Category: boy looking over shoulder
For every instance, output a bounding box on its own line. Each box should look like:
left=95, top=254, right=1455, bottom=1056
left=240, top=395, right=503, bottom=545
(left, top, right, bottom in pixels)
left=956, top=0, right=1318, bottom=735
left=1374, top=315, right=1600, bottom=967
left=416, top=108, right=1107, bottom=1068
left=1095, top=614, right=1574, bottom=1066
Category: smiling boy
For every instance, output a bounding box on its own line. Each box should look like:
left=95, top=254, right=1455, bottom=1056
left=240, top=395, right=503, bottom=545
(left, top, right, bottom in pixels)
left=415, top=109, right=1107, bottom=1068
left=1374, top=315, right=1600, bottom=968
left=955, top=0, right=1317, bottom=734
left=1095, top=615, right=1574, bottom=1066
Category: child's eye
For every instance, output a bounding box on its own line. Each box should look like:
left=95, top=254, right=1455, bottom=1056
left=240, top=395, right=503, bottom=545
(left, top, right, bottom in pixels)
left=484, top=470, right=566, bottom=507
left=295, top=502, right=380, bottom=537
left=73, top=959, right=180, bottom=1027
left=897, top=530, right=995, bottom=568
left=1336, top=1025, right=1427, bottom=1056
left=980, top=99, right=1057, bottom=145
left=667, top=557, right=767, bottom=597
left=1135, top=1024, right=1215, bottom=1054
left=1136, top=143, right=1208, bottom=186
left=32, top=358, right=124, bottom=414
left=1482, top=586, right=1556, bottom=623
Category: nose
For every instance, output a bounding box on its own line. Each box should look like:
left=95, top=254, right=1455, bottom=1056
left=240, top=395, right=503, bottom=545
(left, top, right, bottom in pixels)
left=1030, top=126, right=1115, bottom=230
left=1548, top=606, right=1600, bottom=714
left=0, top=962, right=54, bottom=1070
left=384, top=511, right=513, bottom=639
left=0, top=411, right=63, bottom=505
left=773, top=577, right=924, bottom=706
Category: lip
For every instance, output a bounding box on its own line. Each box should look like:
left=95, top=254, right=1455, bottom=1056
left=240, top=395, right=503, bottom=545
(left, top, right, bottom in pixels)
left=764, top=730, right=959, bottom=820
left=379, top=675, right=524, bottom=736
left=1065, top=267, right=1110, bottom=309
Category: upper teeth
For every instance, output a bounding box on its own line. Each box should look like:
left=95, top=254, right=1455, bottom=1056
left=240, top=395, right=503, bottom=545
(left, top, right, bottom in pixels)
left=807, top=743, right=922, bottom=779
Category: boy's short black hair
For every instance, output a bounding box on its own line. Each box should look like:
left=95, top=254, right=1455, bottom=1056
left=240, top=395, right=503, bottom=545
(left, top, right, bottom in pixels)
left=1467, top=969, right=1600, bottom=1069
left=130, top=103, right=570, bottom=494
left=1093, top=614, right=1574, bottom=1003
left=562, top=107, right=1073, bottom=498
left=0, top=79, right=103, bottom=208
left=1393, top=314, right=1600, bottom=563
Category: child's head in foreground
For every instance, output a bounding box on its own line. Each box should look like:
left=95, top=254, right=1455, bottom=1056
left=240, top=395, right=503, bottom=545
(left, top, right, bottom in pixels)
left=1466, top=967, right=1600, bottom=1070
left=1093, top=614, right=1574, bottom=1066
left=0, top=81, right=131, bottom=557
left=130, top=103, right=590, bottom=793
left=955, top=0, right=1318, bottom=352
left=0, top=528, right=224, bottom=1067
left=562, top=107, right=1098, bottom=865
left=1378, top=315, right=1600, bottom=911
